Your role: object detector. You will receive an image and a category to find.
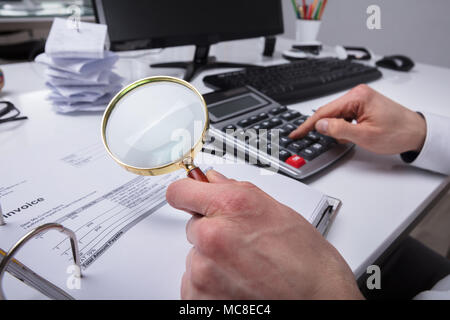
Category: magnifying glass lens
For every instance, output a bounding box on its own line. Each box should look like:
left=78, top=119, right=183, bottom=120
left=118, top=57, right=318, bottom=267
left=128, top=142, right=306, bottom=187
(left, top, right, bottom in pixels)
left=104, top=81, right=207, bottom=169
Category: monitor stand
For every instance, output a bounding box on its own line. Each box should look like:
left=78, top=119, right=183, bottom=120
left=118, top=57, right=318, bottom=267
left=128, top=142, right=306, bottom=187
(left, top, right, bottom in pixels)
left=151, top=45, right=258, bottom=82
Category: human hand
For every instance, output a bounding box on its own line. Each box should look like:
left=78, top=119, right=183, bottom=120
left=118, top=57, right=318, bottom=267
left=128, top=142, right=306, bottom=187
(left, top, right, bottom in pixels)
left=289, top=85, right=426, bottom=155
left=166, top=170, right=363, bottom=300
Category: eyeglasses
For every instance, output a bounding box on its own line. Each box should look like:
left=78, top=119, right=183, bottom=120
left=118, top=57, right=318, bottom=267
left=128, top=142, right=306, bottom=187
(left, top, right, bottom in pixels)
left=0, top=101, right=28, bottom=124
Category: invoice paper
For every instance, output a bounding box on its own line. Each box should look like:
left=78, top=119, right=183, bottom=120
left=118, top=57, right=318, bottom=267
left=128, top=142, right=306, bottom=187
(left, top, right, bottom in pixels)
left=0, top=144, right=328, bottom=299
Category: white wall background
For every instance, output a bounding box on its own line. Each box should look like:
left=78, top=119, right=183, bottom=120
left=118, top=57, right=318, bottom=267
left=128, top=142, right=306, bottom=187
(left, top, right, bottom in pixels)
left=281, top=0, right=450, bottom=68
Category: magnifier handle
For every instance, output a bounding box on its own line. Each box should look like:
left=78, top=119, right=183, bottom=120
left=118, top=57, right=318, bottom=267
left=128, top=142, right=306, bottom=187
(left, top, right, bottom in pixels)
left=187, top=167, right=209, bottom=182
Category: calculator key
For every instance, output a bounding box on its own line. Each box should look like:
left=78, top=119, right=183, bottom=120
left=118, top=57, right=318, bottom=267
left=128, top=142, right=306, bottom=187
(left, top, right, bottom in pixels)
left=237, top=119, right=251, bottom=127
left=282, top=123, right=296, bottom=133
left=233, top=129, right=252, bottom=142
left=302, top=138, right=315, bottom=148
left=248, top=116, right=259, bottom=124
left=289, top=110, right=302, bottom=118
left=222, top=124, right=237, bottom=132
left=307, top=131, right=321, bottom=142
left=278, top=149, right=291, bottom=162
left=277, top=127, right=290, bottom=137
left=311, top=143, right=326, bottom=154
left=258, top=112, right=269, bottom=120
left=269, top=107, right=282, bottom=115
left=285, top=155, right=306, bottom=169
left=279, top=137, right=293, bottom=147
left=293, top=116, right=308, bottom=126
left=269, top=118, right=283, bottom=127
left=318, top=134, right=337, bottom=145
left=255, top=129, right=270, bottom=138
left=258, top=121, right=269, bottom=129
left=267, top=129, right=287, bottom=141
left=280, top=112, right=295, bottom=120
left=251, top=124, right=262, bottom=131
left=281, top=111, right=302, bottom=121
left=265, top=144, right=290, bottom=161
left=287, top=140, right=310, bottom=153
left=299, top=148, right=316, bottom=161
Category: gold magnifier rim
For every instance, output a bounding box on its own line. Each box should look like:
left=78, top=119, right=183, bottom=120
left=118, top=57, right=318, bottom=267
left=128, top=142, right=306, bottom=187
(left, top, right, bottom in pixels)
left=101, top=76, right=209, bottom=176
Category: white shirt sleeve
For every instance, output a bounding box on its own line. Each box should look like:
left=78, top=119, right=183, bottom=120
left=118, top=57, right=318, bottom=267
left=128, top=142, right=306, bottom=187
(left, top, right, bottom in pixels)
left=401, top=112, right=450, bottom=175
left=401, top=112, right=450, bottom=299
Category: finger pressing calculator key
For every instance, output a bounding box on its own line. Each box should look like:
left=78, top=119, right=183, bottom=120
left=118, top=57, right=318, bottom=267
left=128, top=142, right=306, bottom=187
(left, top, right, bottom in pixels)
left=204, top=86, right=354, bottom=180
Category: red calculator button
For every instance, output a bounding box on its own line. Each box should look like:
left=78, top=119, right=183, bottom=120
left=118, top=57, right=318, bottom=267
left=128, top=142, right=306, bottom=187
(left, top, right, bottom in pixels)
left=285, top=155, right=306, bottom=169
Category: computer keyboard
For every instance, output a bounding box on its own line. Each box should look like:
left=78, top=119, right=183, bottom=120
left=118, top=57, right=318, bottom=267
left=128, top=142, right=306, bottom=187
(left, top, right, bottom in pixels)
left=204, top=86, right=354, bottom=180
left=203, top=58, right=382, bottom=105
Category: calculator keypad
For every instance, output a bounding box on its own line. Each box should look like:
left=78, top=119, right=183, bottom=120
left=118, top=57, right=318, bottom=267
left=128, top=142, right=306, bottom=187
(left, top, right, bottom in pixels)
left=221, top=108, right=337, bottom=169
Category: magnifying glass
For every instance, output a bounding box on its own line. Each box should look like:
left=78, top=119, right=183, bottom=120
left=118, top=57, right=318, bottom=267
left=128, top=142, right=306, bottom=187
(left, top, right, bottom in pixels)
left=101, top=76, right=209, bottom=182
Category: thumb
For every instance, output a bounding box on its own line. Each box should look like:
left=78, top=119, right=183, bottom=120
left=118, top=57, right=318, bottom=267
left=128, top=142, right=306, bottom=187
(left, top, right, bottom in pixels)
left=315, top=118, right=361, bottom=142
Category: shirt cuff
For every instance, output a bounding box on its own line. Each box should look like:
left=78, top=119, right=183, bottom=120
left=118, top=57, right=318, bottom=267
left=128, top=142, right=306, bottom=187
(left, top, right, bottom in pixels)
left=400, top=112, right=450, bottom=175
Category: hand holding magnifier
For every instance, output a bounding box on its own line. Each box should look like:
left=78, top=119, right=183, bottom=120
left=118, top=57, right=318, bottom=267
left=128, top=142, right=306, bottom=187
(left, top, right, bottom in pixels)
left=101, top=76, right=209, bottom=182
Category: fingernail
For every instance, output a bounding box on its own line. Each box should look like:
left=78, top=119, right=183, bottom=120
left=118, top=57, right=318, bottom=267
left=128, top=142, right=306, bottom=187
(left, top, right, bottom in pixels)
left=316, top=119, right=328, bottom=133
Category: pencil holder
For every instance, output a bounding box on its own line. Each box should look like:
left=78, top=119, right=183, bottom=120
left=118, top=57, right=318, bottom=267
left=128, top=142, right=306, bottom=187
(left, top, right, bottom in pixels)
left=295, top=19, right=322, bottom=44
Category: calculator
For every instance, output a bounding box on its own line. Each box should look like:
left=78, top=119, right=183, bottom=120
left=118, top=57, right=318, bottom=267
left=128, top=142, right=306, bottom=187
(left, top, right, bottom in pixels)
left=203, top=86, right=354, bottom=180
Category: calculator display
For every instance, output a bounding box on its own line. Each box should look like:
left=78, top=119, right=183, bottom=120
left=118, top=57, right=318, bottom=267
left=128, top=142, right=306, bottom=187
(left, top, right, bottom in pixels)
left=208, top=95, right=262, bottom=119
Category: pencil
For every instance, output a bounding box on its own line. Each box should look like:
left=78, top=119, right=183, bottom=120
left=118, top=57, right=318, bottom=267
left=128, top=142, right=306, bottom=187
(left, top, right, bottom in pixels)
left=299, top=6, right=304, bottom=19
left=291, top=0, right=300, bottom=19
left=318, top=0, right=328, bottom=20
left=309, top=0, right=319, bottom=20
left=314, top=0, right=323, bottom=20
left=302, top=0, right=307, bottom=19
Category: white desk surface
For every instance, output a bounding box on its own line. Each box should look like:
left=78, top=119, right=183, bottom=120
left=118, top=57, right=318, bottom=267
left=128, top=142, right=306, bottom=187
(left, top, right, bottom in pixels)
left=0, top=38, right=449, bottom=288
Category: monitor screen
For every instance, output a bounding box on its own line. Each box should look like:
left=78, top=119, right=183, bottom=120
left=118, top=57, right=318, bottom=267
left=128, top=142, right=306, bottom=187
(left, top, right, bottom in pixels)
left=94, top=0, right=283, bottom=51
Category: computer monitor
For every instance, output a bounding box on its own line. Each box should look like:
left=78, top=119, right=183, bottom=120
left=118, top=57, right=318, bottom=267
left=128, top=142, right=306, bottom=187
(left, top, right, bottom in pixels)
left=93, top=0, right=284, bottom=81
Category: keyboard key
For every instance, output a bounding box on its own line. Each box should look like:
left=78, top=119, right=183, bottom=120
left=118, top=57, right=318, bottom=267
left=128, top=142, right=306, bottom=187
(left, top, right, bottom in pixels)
left=285, top=155, right=306, bottom=169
